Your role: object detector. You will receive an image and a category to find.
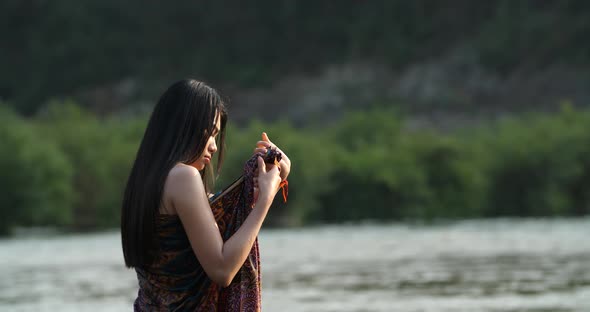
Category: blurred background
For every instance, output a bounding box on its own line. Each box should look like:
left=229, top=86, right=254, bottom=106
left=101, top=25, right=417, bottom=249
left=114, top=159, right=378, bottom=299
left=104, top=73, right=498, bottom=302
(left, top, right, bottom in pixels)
left=1, top=1, right=590, bottom=311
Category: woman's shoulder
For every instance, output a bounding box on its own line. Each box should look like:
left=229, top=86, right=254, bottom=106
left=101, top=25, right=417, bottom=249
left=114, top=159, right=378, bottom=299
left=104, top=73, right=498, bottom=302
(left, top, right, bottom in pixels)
left=168, top=163, right=201, bottom=180
left=165, top=164, right=204, bottom=192
left=162, top=164, right=204, bottom=213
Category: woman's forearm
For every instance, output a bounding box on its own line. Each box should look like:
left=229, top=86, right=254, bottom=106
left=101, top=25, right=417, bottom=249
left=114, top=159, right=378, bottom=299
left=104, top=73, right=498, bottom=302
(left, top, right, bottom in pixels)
left=216, top=193, right=273, bottom=285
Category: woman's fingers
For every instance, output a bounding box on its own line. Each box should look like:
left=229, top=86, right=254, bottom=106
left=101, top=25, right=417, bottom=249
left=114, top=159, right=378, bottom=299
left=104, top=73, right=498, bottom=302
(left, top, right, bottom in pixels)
left=262, top=132, right=272, bottom=144
left=257, top=132, right=290, bottom=181
left=256, top=141, right=271, bottom=148
left=257, top=156, right=266, bottom=174
left=254, top=147, right=267, bottom=154
left=265, top=163, right=278, bottom=172
left=268, top=165, right=282, bottom=191
left=256, top=141, right=284, bottom=156
left=256, top=162, right=282, bottom=198
left=266, top=163, right=280, bottom=178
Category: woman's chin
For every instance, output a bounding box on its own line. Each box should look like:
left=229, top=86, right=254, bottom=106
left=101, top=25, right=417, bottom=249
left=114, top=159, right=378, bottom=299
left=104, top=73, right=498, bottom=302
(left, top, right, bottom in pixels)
left=188, top=162, right=205, bottom=171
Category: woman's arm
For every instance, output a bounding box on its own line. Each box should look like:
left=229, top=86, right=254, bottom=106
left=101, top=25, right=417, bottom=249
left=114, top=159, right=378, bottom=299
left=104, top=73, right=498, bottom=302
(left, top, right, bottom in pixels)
left=167, top=157, right=281, bottom=287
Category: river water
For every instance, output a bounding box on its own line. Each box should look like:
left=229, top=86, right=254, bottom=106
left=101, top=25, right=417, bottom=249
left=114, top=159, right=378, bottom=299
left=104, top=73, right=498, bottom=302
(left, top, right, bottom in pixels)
left=1, top=218, right=589, bottom=312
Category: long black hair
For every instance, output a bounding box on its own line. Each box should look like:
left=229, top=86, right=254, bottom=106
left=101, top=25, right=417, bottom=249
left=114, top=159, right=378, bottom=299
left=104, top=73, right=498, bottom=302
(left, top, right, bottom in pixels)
left=121, top=79, right=227, bottom=268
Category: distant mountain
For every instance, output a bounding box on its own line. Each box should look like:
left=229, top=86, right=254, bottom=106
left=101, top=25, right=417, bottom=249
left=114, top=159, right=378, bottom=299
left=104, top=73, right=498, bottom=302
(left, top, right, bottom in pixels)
left=2, top=0, right=589, bottom=122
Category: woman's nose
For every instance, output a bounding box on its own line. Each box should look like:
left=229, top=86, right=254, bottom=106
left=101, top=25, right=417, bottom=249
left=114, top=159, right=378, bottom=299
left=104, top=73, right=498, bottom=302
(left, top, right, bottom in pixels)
left=209, top=139, right=218, bottom=153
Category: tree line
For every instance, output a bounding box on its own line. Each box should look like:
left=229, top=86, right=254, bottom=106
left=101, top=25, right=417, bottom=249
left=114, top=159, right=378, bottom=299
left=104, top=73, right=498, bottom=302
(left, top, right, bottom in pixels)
left=2, top=101, right=589, bottom=234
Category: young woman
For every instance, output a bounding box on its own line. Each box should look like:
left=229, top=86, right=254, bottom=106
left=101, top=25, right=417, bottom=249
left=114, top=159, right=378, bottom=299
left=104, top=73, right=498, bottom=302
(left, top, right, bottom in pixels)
left=121, top=79, right=291, bottom=311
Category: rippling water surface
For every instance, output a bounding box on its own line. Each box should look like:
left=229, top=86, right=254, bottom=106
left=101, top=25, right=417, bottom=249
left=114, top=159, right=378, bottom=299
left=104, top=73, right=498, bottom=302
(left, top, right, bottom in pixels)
left=1, top=218, right=589, bottom=311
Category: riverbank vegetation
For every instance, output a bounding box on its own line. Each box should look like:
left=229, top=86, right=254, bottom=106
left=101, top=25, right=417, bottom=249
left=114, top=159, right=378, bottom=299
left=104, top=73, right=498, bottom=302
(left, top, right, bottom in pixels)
left=1, top=101, right=589, bottom=234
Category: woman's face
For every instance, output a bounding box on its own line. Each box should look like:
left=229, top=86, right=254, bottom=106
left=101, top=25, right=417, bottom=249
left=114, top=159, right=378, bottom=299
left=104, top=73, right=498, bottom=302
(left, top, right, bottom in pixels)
left=191, top=113, right=221, bottom=171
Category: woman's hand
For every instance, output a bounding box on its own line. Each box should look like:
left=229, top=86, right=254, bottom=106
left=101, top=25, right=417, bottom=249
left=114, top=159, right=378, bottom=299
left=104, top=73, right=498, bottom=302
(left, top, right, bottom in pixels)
left=254, top=156, right=282, bottom=205
left=253, top=132, right=291, bottom=181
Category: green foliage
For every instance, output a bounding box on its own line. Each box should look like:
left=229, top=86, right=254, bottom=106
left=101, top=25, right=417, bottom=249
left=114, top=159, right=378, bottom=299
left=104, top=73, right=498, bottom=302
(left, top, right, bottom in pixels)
left=241, top=106, right=590, bottom=224
left=0, top=105, right=74, bottom=234
left=2, top=102, right=590, bottom=234
left=478, top=105, right=590, bottom=217
left=402, top=132, right=486, bottom=219
left=33, top=101, right=144, bottom=229
left=314, top=110, right=485, bottom=222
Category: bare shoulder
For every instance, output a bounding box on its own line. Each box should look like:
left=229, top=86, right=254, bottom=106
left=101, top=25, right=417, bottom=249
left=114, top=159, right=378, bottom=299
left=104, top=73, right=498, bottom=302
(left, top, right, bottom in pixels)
left=168, top=163, right=201, bottom=183
left=163, top=164, right=206, bottom=212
